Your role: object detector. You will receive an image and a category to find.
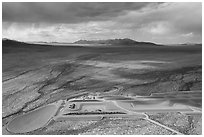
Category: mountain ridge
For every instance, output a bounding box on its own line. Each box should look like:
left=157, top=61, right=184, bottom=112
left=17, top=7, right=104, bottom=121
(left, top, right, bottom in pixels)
left=73, top=38, right=158, bottom=46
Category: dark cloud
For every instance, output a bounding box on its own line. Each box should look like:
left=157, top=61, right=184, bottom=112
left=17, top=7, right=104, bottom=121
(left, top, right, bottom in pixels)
left=2, top=2, right=154, bottom=24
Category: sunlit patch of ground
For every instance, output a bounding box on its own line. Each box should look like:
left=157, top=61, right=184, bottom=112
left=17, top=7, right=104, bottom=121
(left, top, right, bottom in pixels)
left=78, top=60, right=170, bottom=84
left=80, top=60, right=168, bottom=70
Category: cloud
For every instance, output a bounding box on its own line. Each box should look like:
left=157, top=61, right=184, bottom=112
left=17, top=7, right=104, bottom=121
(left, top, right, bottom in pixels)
left=110, top=2, right=202, bottom=44
left=2, top=2, right=153, bottom=24
left=181, top=32, right=193, bottom=37
left=2, top=2, right=202, bottom=44
left=138, top=21, right=172, bottom=35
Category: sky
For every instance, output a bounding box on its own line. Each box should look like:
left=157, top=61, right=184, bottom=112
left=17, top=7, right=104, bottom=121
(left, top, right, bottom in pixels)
left=2, top=2, right=202, bottom=44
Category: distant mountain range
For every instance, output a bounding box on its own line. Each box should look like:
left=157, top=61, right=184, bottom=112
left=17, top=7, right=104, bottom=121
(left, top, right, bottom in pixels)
left=73, top=38, right=158, bottom=46
left=3, top=38, right=159, bottom=46
left=2, top=38, right=202, bottom=47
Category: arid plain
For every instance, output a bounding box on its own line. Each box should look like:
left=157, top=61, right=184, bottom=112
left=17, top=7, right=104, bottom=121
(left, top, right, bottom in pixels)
left=2, top=39, right=202, bottom=135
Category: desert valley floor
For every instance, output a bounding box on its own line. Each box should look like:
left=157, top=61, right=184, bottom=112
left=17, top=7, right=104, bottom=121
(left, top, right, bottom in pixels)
left=2, top=40, right=202, bottom=135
